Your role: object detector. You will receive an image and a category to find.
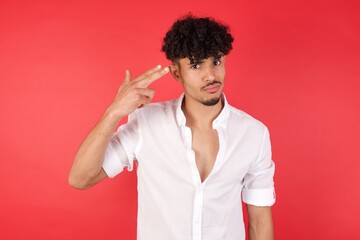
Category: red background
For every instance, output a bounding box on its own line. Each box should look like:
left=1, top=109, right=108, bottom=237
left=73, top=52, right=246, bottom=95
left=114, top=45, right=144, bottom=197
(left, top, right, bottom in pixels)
left=1, top=0, right=359, bottom=239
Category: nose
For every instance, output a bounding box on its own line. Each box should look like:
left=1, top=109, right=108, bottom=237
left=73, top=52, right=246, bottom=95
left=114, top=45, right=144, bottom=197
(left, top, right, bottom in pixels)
left=203, top=66, right=215, bottom=82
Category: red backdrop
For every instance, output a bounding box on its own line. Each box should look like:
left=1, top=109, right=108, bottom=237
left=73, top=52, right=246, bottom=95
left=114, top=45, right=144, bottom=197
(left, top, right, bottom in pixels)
left=1, top=0, right=359, bottom=239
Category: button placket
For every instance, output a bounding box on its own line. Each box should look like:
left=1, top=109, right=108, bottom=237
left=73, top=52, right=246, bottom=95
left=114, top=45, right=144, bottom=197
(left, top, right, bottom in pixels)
left=181, top=124, right=204, bottom=239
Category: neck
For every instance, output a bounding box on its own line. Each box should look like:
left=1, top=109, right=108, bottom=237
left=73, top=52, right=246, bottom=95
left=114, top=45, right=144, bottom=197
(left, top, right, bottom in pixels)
left=182, top=94, right=224, bottom=129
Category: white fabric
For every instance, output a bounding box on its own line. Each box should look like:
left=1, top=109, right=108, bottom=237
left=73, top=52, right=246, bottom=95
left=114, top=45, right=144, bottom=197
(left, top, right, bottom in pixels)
left=102, top=94, right=275, bottom=240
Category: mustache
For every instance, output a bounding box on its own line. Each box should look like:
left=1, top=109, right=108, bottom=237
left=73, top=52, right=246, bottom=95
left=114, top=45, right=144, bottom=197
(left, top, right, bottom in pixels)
left=201, top=81, right=222, bottom=90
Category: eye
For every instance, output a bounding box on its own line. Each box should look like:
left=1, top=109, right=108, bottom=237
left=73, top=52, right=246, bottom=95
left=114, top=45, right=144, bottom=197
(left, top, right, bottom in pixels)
left=191, top=64, right=200, bottom=69
left=213, top=60, right=221, bottom=66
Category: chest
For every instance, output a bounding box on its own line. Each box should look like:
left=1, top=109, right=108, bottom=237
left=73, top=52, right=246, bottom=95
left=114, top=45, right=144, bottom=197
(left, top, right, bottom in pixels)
left=138, top=111, right=259, bottom=186
left=190, top=128, right=219, bottom=183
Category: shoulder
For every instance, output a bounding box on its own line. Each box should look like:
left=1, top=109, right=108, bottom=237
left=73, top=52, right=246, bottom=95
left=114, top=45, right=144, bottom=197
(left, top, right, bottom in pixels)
left=141, top=98, right=176, bottom=113
left=134, top=98, right=177, bottom=121
left=227, top=104, right=269, bottom=133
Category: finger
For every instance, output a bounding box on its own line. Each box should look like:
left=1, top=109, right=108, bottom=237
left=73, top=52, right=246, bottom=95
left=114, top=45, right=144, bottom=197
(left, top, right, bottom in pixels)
left=137, top=95, right=152, bottom=108
left=135, top=65, right=162, bottom=82
left=117, top=70, right=131, bottom=94
left=140, top=66, right=169, bottom=88
left=136, top=88, right=155, bottom=100
left=124, top=69, right=131, bottom=83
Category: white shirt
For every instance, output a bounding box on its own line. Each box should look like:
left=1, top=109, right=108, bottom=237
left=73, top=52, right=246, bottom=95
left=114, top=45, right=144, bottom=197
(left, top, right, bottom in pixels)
left=102, top=94, right=275, bottom=240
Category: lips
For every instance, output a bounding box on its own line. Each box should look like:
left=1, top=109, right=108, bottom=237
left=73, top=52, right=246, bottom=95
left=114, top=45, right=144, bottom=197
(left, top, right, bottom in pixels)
left=203, top=83, right=221, bottom=93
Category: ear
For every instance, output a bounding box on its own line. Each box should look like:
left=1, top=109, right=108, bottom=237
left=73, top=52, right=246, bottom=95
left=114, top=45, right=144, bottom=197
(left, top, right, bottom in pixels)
left=169, top=62, right=181, bottom=82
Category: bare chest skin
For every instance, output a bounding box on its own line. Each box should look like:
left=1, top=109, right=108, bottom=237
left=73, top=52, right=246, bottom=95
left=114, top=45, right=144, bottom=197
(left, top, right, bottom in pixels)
left=190, top=127, right=219, bottom=183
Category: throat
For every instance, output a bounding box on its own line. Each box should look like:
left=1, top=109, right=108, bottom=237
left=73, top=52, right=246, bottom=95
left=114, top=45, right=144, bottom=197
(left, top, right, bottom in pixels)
left=182, top=95, right=224, bottom=129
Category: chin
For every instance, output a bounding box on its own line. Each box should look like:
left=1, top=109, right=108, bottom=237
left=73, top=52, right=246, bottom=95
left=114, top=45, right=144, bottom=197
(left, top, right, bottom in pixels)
left=201, top=97, right=221, bottom=106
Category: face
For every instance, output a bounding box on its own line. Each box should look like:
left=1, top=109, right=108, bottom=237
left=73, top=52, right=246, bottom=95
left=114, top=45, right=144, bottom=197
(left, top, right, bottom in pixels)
left=171, top=55, right=226, bottom=106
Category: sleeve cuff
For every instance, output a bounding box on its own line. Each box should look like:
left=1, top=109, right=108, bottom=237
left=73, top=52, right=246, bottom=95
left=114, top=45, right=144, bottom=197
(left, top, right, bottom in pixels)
left=242, top=187, right=276, bottom=206
left=118, top=132, right=135, bottom=171
left=102, top=146, right=124, bottom=178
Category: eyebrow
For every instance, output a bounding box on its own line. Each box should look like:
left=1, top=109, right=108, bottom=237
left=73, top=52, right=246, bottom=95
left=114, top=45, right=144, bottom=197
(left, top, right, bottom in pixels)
left=188, top=55, right=223, bottom=65
left=188, top=59, right=204, bottom=65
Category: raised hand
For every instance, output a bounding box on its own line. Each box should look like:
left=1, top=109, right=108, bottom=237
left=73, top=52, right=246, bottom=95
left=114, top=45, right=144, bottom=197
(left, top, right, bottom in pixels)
left=68, top=65, right=169, bottom=189
left=106, top=65, right=169, bottom=119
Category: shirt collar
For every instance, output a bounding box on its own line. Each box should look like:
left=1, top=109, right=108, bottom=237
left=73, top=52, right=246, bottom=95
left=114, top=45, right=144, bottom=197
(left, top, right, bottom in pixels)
left=175, top=93, right=230, bottom=129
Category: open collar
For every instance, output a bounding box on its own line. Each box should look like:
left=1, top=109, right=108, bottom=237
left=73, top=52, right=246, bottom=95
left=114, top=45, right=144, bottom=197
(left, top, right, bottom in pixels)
left=175, top=93, right=230, bottom=129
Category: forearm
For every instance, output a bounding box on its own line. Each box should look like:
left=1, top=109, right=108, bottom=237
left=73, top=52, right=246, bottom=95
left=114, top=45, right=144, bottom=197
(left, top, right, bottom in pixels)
left=69, top=111, right=122, bottom=188
left=248, top=219, right=274, bottom=240
left=247, top=205, right=274, bottom=240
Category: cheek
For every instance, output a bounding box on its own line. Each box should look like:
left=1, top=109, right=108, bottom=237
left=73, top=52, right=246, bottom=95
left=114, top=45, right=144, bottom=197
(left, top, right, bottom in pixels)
left=182, top=70, right=198, bottom=80
left=181, top=72, right=201, bottom=89
left=217, top=68, right=226, bottom=79
left=182, top=79, right=198, bottom=91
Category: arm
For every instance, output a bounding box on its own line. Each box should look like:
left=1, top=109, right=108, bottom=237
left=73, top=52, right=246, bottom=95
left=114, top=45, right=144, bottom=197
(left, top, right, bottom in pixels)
left=247, top=205, right=274, bottom=240
left=68, top=65, right=169, bottom=189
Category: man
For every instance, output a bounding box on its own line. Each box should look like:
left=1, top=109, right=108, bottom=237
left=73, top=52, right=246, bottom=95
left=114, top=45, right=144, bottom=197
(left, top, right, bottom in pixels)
left=69, top=15, right=275, bottom=240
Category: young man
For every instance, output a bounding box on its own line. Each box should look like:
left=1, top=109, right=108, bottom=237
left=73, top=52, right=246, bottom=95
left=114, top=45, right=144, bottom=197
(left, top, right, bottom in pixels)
left=69, top=15, right=275, bottom=240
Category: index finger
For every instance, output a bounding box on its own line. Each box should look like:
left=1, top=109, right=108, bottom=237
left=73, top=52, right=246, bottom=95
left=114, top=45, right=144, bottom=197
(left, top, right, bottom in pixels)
left=140, top=66, right=170, bottom=88
left=135, top=65, right=162, bottom=82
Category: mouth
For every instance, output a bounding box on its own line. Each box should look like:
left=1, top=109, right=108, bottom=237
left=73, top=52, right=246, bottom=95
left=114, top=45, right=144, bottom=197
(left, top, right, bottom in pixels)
left=202, top=82, right=221, bottom=93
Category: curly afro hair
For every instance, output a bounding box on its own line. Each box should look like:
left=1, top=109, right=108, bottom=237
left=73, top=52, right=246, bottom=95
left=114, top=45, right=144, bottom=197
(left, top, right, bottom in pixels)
left=162, top=14, right=234, bottom=62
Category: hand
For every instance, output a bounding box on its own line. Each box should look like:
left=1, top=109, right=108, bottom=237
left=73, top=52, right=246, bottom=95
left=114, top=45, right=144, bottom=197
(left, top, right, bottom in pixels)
left=105, top=65, right=169, bottom=119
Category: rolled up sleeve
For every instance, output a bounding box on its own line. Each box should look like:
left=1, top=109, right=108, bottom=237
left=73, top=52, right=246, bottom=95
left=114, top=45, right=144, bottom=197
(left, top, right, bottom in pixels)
left=102, top=111, right=142, bottom=178
left=242, top=127, right=276, bottom=206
